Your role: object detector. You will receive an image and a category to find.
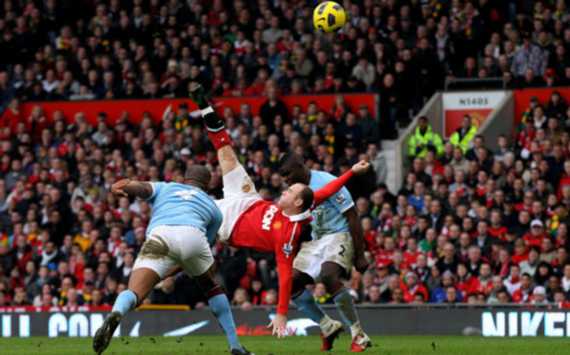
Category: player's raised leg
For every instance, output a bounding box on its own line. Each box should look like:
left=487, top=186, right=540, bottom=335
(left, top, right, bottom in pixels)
left=190, top=84, right=237, bottom=175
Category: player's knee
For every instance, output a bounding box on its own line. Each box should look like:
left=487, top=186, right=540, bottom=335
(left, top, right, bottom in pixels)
left=195, top=273, right=224, bottom=299
left=205, top=284, right=225, bottom=299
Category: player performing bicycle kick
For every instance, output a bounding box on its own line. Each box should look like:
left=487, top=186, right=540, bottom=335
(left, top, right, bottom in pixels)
left=190, top=85, right=370, bottom=337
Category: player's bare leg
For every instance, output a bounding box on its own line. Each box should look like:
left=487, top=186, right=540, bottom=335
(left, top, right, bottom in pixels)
left=93, top=268, right=160, bottom=354
left=321, top=262, right=371, bottom=352
left=217, top=145, right=239, bottom=176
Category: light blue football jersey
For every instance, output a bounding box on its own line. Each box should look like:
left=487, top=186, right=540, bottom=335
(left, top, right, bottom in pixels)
left=309, top=170, right=354, bottom=239
left=146, top=182, right=222, bottom=245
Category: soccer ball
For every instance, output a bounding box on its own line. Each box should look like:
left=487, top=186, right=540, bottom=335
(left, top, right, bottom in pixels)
left=313, top=1, right=347, bottom=33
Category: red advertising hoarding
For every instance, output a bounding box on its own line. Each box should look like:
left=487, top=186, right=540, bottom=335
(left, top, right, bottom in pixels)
left=18, top=94, right=378, bottom=126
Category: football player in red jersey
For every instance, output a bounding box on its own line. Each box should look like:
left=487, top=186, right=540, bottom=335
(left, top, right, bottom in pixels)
left=190, top=84, right=369, bottom=337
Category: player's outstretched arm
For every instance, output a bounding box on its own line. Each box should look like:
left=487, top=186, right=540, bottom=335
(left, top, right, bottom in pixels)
left=269, top=248, right=295, bottom=338
left=111, top=179, right=153, bottom=199
left=313, top=160, right=370, bottom=206
left=345, top=206, right=368, bottom=273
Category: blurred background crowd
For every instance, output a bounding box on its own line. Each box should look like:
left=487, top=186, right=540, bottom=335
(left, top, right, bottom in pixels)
left=1, top=0, right=570, bottom=310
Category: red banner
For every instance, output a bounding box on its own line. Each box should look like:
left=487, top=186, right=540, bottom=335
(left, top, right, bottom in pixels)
left=19, top=94, right=378, bottom=126
left=514, top=88, right=570, bottom=123
left=445, top=109, right=493, bottom=136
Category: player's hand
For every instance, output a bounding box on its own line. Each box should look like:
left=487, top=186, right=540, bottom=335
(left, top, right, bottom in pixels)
left=267, top=314, right=288, bottom=338
left=111, top=179, right=130, bottom=197
left=351, top=160, right=370, bottom=175
left=354, top=253, right=369, bottom=274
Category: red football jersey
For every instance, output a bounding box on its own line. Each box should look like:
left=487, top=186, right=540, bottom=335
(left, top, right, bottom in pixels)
left=230, top=200, right=310, bottom=315
left=228, top=169, right=355, bottom=315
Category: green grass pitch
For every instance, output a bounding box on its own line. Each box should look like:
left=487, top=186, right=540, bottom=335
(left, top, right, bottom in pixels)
left=0, top=335, right=566, bottom=354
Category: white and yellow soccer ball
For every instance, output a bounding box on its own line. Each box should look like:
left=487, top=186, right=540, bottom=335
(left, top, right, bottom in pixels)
left=313, top=1, right=347, bottom=33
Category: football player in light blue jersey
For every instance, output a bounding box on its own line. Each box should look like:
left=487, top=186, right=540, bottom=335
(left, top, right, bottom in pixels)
left=93, top=166, right=251, bottom=355
left=280, top=155, right=372, bottom=352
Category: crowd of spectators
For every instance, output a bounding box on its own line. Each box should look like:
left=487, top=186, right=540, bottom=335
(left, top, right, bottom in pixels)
left=1, top=0, right=570, bottom=138
left=2, top=86, right=570, bottom=310
left=1, top=0, right=570, bottom=311
left=354, top=90, right=570, bottom=306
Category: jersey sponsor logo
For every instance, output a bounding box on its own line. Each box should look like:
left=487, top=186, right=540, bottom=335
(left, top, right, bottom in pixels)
left=262, top=205, right=279, bottom=231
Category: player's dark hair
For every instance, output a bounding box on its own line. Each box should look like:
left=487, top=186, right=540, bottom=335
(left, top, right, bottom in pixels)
left=279, top=153, right=309, bottom=184
left=299, top=186, right=314, bottom=211
left=185, top=165, right=211, bottom=191
left=279, top=153, right=303, bottom=173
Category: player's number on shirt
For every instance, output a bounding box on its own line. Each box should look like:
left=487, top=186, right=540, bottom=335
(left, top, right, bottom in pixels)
left=338, top=244, right=346, bottom=257
left=174, top=190, right=199, bottom=201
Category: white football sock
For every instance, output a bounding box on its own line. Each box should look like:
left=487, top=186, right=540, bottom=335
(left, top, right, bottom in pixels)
left=350, top=321, right=363, bottom=339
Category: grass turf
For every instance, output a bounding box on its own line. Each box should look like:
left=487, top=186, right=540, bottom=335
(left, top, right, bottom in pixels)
left=0, top=335, right=566, bottom=355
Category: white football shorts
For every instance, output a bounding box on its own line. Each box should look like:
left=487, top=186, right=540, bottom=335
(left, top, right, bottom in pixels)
left=133, top=225, right=213, bottom=278
left=293, top=232, right=354, bottom=279
left=215, top=164, right=261, bottom=242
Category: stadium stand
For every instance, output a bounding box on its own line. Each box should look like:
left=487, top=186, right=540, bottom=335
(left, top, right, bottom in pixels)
left=1, top=0, right=570, bottom=311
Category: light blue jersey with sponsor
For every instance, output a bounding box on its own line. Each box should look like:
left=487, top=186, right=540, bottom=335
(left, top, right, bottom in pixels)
left=309, top=170, right=354, bottom=239
left=147, top=182, right=222, bottom=245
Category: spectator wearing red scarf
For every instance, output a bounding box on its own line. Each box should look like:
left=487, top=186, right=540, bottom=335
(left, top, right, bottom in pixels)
left=375, top=237, right=396, bottom=269
left=488, top=209, right=507, bottom=240
left=402, top=238, right=421, bottom=270
left=475, top=263, right=494, bottom=296
left=456, top=263, right=479, bottom=298
left=503, top=264, right=522, bottom=296
left=512, top=239, right=530, bottom=265
left=523, top=219, right=547, bottom=248
left=511, top=273, right=534, bottom=303
left=401, top=272, right=429, bottom=304
left=494, top=248, right=512, bottom=278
